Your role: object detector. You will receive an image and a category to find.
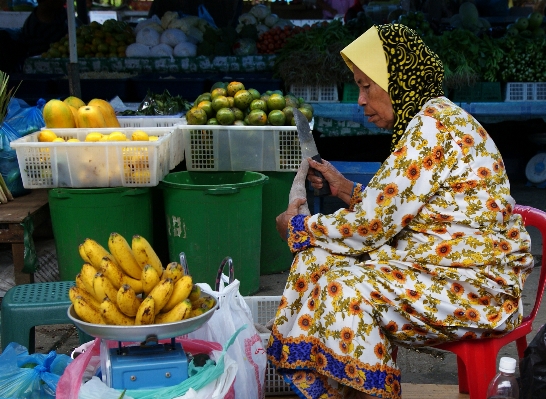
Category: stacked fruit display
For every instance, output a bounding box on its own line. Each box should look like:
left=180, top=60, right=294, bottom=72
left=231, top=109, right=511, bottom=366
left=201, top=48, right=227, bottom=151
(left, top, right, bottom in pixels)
left=42, top=96, right=121, bottom=130
left=70, top=233, right=215, bottom=326
left=186, top=80, right=314, bottom=126
left=42, top=20, right=135, bottom=59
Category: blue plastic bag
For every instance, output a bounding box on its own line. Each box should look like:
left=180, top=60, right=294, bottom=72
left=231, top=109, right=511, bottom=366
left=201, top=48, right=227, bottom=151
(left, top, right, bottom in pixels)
left=0, top=342, right=72, bottom=399
left=198, top=5, right=217, bottom=29
left=5, top=97, right=46, bottom=138
left=0, top=120, right=29, bottom=198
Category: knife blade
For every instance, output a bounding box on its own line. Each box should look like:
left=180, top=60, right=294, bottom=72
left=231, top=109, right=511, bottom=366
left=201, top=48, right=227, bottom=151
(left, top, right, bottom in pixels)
left=293, top=108, right=331, bottom=197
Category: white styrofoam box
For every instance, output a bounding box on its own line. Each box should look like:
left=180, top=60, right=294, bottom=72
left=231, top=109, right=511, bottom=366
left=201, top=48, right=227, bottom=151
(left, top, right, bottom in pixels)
left=289, top=84, right=339, bottom=102
left=180, top=125, right=303, bottom=172
left=505, top=82, right=546, bottom=101
left=43, top=126, right=182, bottom=170
left=243, top=296, right=294, bottom=396
left=10, top=129, right=171, bottom=188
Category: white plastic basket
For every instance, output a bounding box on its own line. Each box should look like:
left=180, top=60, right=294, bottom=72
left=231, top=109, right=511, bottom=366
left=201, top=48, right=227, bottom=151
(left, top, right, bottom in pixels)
left=180, top=125, right=303, bottom=172
left=289, top=84, right=339, bottom=102
left=43, top=126, right=182, bottom=171
left=243, top=295, right=294, bottom=396
left=10, top=129, right=171, bottom=188
left=116, top=116, right=185, bottom=128
left=505, top=82, right=546, bottom=101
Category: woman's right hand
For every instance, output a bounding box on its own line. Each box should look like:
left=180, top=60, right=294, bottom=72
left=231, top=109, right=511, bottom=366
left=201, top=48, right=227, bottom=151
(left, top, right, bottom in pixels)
left=307, top=159, right=354, bottom=203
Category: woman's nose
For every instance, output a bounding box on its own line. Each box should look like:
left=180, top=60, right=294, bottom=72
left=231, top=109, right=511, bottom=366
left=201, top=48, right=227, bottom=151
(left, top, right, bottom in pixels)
left=358, top=91, right=367, bottom=106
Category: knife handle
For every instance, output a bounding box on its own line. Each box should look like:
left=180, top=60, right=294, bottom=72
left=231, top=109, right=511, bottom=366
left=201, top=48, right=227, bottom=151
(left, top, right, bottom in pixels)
left=311, top=154, right=331, bottom=197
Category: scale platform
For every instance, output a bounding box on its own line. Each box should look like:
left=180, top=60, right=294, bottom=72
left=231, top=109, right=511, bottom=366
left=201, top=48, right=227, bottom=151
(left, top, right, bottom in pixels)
left=68, top=293, right=217, bottom=391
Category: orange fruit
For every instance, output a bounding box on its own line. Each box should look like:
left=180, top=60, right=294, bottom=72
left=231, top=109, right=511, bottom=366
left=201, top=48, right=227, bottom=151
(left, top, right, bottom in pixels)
left=233, top=90, right=253, bottom=111
left=268, top=110, right=286, bottom=126
left=266, top=93, right=286, bottom=111
left=212, top=96, right=230, bottom=112
left=247, top=109, right=267, bottom=126
left=227, top=81, right=245, bottom=97
left=186, top=107, right=208, bottom=125
left=216, top=108, right=235, bottom=125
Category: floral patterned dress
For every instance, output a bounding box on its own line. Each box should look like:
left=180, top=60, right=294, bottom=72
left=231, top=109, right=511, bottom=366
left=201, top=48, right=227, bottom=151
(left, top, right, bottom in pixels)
left=266, top=97, right=534, bottom=399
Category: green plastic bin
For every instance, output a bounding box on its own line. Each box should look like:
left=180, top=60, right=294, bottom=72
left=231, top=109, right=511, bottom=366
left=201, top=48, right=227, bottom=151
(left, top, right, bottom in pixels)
left=48, top=187, right=153, bottom=281
left=260, top=172, right=294, bottom=274
left=160, top=171, right=268, bottom=296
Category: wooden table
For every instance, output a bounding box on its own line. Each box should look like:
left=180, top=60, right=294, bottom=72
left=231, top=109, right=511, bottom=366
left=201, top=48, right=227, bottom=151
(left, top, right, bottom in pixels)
left=0, top=189, right=50, bottom=285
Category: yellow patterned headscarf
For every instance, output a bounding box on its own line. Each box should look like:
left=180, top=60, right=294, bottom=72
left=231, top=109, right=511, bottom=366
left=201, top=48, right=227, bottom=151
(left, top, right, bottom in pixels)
left=341, top=24, right=444, bottom=151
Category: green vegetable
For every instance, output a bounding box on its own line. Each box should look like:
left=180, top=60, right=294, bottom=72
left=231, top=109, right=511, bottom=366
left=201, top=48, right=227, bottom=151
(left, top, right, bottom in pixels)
left=119, top=89, right=192, bottom=116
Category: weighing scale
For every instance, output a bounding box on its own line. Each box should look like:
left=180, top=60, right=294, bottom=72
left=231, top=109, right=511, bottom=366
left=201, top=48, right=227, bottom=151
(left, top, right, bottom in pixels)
left=67, top=293, right=217, bottom=391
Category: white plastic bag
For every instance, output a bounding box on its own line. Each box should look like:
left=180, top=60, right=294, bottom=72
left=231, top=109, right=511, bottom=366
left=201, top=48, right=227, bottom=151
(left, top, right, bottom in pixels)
left=187, top=257, right=267, bottom=399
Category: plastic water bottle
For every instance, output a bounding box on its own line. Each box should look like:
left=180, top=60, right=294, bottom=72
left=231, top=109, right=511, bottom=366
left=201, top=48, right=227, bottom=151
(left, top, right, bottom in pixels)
left=486, top=357, right=520, bottom=399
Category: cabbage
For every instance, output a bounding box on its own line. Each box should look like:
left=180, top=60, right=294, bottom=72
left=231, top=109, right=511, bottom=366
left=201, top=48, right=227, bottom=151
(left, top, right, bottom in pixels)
left=125, top=43, right=152, bottom=57
left=136, top=27, right=161, bottom=46
left=160, top=11, right=179, bottom=30
left=185, top=26, right=203, bottom=43
left=238, top=13, right=257, bottom=25
left=264, top=13, right=279, bottom=28
left=134, top=15, right=162, bottom=34
left=232, top=38, right=257, bottom=56
left=173, top=41, right=197, bottom=57
left=256, top=23, right=269, bottom=35
left=150, top=43, right=174, bottom=58
left=249, top=4, right=270, bottom=21
left=273, top=19, right=294, bottom=29
left=160, top=29, right=187, bottom=47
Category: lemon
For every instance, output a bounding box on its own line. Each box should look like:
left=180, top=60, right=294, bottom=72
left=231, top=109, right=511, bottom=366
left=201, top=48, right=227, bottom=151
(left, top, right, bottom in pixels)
left=131, top=130, right=149, bottom=141
left=52, top=137, right=66, bottom=142
left=85, top=132, right=103, bottom=142
left=67, top=138, right=80, bottom=142
left=149, top=136, right=159, bottom=141
left=108, top=131, right=128, bottom=141
left=38, top=129, right=58, bottom=142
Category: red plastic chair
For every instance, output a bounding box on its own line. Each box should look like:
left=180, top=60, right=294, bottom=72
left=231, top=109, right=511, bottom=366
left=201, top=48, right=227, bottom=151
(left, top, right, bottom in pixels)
left=428, top=205, right=546, bottom=399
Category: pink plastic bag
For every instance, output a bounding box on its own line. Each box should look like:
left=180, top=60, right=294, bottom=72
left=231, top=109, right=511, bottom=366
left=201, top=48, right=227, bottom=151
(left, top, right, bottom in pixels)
left=56, top=338, right=235, bottom=399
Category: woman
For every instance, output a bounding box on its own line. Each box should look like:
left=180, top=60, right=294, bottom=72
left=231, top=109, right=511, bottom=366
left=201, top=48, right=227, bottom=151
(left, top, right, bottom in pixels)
left=267, top=24, right=533, bottom=399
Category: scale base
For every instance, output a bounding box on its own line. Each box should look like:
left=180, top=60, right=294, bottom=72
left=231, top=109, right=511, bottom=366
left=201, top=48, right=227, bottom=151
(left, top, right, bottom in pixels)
left=104, top=340, right=189, bottom=390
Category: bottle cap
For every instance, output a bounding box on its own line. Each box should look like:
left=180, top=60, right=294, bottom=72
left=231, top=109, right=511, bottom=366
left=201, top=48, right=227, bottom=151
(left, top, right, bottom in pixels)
left=499, top=357, right=517, bottom=373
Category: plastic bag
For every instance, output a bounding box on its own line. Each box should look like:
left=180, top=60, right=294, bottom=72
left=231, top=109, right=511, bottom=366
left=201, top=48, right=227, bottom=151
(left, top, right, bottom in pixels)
left=186, top=257, right=267, bottom=399
left=57, top=337, right=238, bottom=399
left=198, top=5, right=218, bottom=29
left=520, top=323, right=546, bottom=398
left=5, top=98, right=46, bottom=137
left=22, top=216, right=38, bottom=273
left=0, top=342, right=72, bottom=399
left=0, top=120, right=29, bottom=198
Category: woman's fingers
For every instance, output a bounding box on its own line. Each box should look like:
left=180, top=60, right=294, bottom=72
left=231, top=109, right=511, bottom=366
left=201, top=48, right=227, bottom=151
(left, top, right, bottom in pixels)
left=275, top=198, right=308, bottom=241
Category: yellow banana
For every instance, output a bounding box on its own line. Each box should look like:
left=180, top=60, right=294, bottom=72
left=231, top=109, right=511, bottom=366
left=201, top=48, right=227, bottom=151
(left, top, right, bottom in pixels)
left=202, top=296, right=216, bottom=311
left=69, top=285, right=101, bottom=311
left=75, top=273, right=86, bottom=290
left=191, top=296, right=206, bottom=310
left=162, top=275, right=193, bottom=313
left=73, top=295, right=105, bottom=324
left=78, top=243, right=91, bottom=263
left=155, top=299, right=192, bottom=324
left=80, top=263, right=98, bottom=298
left=100, top=297, right=135, bottom=326
left=132, top=235, right=163, bottom=277
left=121, top=274, right=144, bottom=295
left=82, top=238, right=111, bottom=270
left=117, top=284, right=142, bottom=317
left=188, top=284, right=201, bottom=302
left=108, top=232, right=142, bottom=279
left=188, top=308, right=205, bottom=318
left=99, top=256, right=124, bottom=289
left=162, top=262, right=184, bottom=283
left=142, top=264, right=161, bottom=297
left=135, top=295, right=155, bottom=325
left=93, top=272, right=118, bottom=304
left=149, top=278, right=174, bottom=313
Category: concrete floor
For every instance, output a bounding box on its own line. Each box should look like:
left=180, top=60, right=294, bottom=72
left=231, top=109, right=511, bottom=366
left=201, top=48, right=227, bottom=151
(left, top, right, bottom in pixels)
left=0, top=179, right=545, bottom=388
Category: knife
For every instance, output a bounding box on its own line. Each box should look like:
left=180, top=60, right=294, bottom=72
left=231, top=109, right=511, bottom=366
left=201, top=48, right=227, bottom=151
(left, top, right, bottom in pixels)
left=293, top=108, right=331, bottom=197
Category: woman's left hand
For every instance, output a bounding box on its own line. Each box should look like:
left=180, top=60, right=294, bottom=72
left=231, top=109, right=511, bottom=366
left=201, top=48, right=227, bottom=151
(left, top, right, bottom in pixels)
left=276, top=198, right=307, bottom=241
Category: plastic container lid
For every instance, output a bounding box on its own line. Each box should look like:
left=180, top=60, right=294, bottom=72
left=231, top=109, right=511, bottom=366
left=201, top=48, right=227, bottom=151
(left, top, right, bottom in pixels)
left=525, top=153, right=546, bottom=184
left=499, top=357, right=517, bottom=373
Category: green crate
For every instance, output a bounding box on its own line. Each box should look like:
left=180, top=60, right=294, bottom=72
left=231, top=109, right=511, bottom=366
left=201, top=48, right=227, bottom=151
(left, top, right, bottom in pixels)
left=342, top=82, right=359, bottom=103
left=451, top=82, right=502, bottom=103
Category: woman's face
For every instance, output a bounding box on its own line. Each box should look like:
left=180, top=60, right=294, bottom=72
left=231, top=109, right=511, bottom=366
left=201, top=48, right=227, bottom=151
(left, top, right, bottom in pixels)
left=354, top=66, right=395, bottom=130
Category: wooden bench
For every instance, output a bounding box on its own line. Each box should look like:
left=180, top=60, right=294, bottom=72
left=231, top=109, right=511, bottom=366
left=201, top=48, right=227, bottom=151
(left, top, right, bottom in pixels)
left=0, top=189, right=50, bottom=285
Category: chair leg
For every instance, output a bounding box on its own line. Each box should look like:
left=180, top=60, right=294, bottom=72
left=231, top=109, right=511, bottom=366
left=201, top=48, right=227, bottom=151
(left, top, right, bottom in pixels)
left=459, top=350, right=498, bottom=399
left=455, top=356, right=469, bottom=393
left=515, top=336, right=528, bottom=359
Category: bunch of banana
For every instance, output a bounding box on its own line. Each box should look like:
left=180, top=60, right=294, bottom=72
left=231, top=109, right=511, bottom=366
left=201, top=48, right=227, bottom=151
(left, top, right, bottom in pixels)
left=69, top=233, right=216, bottom=326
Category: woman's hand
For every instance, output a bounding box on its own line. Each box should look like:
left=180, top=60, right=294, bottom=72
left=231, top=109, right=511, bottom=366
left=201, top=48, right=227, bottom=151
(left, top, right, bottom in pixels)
left=307, top=158, right=354, bottom=204
left=276, top=198, right=307, bottom=242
